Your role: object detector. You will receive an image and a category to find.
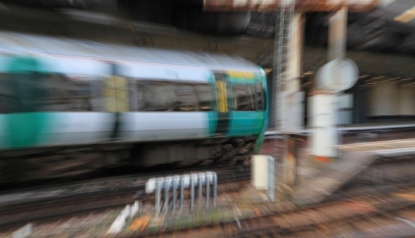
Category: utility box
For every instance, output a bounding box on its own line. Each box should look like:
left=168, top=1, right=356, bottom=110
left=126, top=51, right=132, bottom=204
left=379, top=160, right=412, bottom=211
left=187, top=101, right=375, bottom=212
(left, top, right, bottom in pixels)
left=252, top=155, right=275, bottom=190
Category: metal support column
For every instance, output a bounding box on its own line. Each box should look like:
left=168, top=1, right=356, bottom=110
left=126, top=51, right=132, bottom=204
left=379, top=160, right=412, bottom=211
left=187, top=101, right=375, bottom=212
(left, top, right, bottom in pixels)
left=330, top=6, right=348, bottom=158
left=272, top=0, right=295, bottom=132
left=272, top=0, right=301, bottom=199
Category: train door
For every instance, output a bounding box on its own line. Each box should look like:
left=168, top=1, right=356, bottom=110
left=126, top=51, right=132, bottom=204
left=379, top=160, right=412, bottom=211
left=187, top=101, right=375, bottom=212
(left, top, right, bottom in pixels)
left=214, top=73, right=231, bottom=135
left=227, top=71, right=264, bottom=137
left=104, top=64, right=130, bottom=140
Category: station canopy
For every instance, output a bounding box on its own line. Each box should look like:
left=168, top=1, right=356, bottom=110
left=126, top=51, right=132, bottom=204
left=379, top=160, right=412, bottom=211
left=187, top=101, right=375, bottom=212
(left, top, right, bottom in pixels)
left=0, top=0, right=414, bottom=78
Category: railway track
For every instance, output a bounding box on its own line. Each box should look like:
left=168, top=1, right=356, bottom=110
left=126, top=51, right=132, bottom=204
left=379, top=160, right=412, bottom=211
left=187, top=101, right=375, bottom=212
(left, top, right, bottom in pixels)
left=4, top=131, right=415, bottom=236
left=0, top=165, right=250, bottom=231
left=110, top=132, right=415, bottom=237
left=127, top=182, right=415, bottom=238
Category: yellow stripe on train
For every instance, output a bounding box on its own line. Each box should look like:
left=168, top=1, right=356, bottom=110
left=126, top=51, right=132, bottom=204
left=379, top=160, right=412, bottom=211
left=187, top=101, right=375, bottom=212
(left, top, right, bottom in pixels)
left=105, top=76, right=129, bottom=112
left=216, top=81, right=228, bottom=113
left=226, top=71, right=255, bottom=79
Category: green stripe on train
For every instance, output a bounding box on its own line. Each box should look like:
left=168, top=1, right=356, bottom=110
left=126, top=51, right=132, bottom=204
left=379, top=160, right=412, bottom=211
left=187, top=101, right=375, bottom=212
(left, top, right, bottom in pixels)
left=254, top=70, right=269, bottom=153
left=7, top=113, right=49, bottom=148
left=5, top=56, right=51, bottom=148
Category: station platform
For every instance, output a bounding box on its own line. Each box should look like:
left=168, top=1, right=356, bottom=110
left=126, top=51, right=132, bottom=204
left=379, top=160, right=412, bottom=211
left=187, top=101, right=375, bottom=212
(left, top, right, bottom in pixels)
left=293, top=138, right=415, bottom=205
left=265, top=122, right=415, bottom=137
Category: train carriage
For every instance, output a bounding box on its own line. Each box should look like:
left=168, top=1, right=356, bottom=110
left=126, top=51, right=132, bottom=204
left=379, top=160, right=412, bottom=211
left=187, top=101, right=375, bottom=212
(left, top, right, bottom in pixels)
left=0, top=31, right=268, bottom=182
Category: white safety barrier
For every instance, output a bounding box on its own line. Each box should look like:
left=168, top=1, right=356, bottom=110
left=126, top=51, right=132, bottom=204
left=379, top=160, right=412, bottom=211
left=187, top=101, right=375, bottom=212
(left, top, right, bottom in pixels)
left=145, top=172, right=217, bottom=215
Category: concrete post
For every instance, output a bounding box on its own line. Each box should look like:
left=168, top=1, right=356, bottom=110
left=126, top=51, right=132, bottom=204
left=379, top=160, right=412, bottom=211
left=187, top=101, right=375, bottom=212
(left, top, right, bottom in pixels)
left=309, top=91, right=338, bottom=159
left=311, top=6, right=349, bottom=160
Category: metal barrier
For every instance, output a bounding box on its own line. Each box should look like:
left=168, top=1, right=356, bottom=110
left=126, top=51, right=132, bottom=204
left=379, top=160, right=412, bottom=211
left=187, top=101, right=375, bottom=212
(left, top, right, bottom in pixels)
left=145, top=172, right=217, bottom=215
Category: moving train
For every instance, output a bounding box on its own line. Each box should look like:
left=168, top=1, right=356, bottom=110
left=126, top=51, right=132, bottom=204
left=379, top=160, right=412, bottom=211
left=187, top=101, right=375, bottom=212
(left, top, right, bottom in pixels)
left=0, top=31, right=269, bottom=182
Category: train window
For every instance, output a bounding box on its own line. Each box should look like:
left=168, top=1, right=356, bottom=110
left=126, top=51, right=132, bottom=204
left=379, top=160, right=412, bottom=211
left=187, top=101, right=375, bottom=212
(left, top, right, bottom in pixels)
left=0, top=73, right=97, bottom=113
left=127, top=79, right=138, bottom=112
left=90, top=79, right=105, bottom=111
left=173, top=84, right=197, bottom=112
left=195, top=84, right=214, bottom=111
left=38, top=74, right=93, bottom=112
left=137, top=82, right=198, bottom=112
left=0, top=72, right=52, bottom=113
left=232, top=84, right=255, bottom=111
left=256, top=82, right=264, bottom=111
left=0, top=73, right=16, bottom=113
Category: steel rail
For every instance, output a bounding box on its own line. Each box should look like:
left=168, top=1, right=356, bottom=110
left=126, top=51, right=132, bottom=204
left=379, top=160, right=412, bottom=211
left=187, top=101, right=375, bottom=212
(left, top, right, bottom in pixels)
left=0, top=166, right=250, bottom=231
left=130, top=182, right=415, bottom=238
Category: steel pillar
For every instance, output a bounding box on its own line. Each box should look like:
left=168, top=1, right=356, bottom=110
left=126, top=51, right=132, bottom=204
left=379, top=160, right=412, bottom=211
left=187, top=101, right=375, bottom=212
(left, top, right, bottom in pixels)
left=272, top=0, right=304, bottom=199
left=280, top=12, right=304, bottom=133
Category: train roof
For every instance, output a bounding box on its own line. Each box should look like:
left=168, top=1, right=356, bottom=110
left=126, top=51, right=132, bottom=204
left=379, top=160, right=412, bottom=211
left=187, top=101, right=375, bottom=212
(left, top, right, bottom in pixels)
left=0, top=31, right=262, bottom=72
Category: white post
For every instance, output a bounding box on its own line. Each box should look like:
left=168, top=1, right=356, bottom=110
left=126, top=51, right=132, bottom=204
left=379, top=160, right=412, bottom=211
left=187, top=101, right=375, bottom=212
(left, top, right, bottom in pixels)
left=309, top=92, right=338, bottom=158
left=311, top=6, right=350, bottom=160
